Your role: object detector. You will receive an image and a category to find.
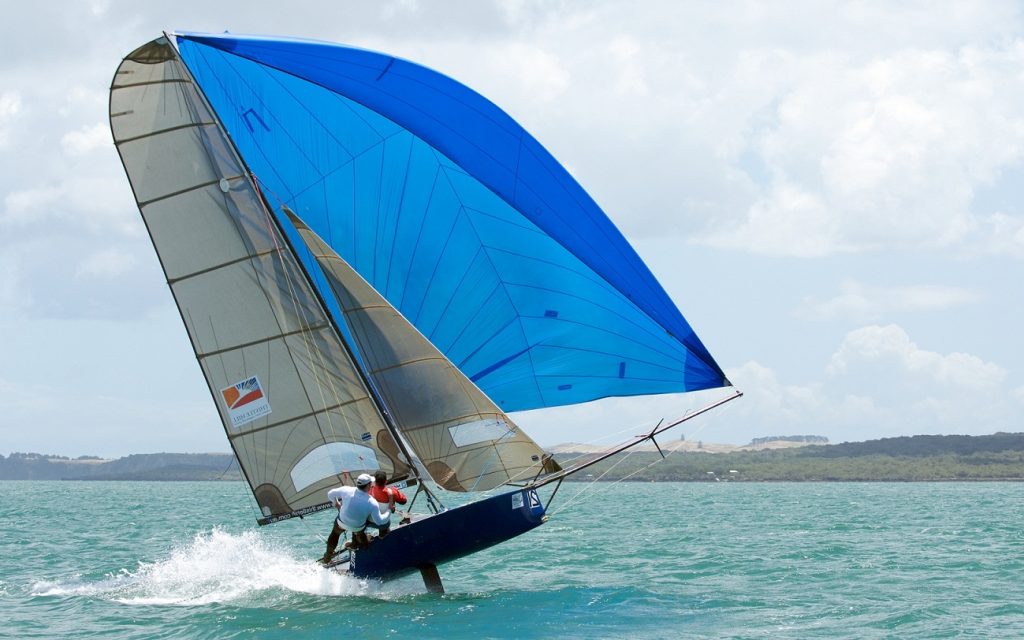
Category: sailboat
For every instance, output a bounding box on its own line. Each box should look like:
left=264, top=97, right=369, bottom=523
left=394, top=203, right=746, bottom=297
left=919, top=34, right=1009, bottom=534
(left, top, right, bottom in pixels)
left=109, top=32, right=740, bottom=593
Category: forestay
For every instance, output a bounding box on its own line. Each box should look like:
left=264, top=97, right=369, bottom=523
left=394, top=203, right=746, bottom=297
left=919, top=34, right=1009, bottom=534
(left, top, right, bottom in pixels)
left=109, top=37, right=413, bottom=524
left=288, top=211, right=560, bottom=492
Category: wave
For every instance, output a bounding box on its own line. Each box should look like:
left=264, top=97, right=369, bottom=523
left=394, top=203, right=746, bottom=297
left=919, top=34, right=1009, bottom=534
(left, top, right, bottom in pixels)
left=30, top=528, right=418, bottom=604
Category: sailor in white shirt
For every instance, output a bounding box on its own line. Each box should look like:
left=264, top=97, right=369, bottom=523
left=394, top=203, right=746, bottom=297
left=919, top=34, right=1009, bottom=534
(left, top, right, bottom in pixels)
left=321, top=473, right=391, bottom=563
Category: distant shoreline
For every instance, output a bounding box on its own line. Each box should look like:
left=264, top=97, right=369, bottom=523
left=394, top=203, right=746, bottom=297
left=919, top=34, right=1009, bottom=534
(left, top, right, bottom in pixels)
left=4, top=432, right=1023, bottom=482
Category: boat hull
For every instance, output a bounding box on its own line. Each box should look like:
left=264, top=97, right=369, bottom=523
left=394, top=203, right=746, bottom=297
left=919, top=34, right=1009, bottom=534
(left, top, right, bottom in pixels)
left=345, top=487, right=546, bottom=580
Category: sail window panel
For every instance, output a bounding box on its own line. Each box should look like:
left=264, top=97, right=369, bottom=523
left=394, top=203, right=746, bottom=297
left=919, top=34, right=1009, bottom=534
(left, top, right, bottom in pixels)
left=448, top=418, right=515, bottom=447
left=141, top=185, right=252, bottom=280
left=291, top=442, right=381, bottom=492
left=110, top=72, right=213, bottom=143
left=231, top=408, right=397, bottom=511
left=305, top=406, right=411, bottom=482
left=117, top=126, right=223, bottom=205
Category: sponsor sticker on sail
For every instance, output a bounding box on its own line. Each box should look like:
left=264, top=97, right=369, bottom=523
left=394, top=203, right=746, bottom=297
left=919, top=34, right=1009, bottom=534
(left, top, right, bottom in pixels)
left=221, top=376, right=272, bottom=428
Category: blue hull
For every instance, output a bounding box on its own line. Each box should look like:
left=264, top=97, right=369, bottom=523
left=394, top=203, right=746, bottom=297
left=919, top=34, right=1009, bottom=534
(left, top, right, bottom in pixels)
left=347, top=488, right=545, bottom=580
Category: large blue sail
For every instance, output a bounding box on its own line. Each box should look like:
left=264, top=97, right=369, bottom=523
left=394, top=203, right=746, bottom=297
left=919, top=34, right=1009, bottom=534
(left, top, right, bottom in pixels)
left=175, top=32, right=728, bottom=413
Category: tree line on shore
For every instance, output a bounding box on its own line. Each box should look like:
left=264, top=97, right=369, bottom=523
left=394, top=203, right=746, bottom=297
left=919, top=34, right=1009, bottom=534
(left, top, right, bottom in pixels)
left=556, top=432, right=1024, bottom=482
left=3, top=432, right=1023, bottom=481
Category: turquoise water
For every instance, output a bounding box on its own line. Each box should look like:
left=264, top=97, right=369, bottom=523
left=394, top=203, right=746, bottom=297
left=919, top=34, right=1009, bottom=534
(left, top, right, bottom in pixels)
left=2, top=481, right=1022, bottom=638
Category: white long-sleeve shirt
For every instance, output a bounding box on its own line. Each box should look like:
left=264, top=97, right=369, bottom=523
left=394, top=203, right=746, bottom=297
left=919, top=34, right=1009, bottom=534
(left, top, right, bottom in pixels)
left=326, top=485, right=391, bottom=532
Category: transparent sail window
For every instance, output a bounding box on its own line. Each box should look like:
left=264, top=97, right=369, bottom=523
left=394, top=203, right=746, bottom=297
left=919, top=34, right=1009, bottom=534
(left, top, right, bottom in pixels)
left=448, top=418, right=515, bottom=448
left=291, top=442, right=381, bottom=492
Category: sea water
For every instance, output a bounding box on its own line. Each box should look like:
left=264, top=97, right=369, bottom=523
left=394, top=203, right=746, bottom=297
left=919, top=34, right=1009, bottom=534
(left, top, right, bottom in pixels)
left=1, top=481, right=1022, bottom=639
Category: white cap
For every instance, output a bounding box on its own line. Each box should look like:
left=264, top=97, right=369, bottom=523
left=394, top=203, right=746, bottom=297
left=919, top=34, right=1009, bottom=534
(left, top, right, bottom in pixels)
left=355, top=473, right=373, bottom=487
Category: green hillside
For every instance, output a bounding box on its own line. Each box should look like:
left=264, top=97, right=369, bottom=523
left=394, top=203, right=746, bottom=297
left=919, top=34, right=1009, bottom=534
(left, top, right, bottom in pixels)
left=556, top=432, right=1024, bottom=482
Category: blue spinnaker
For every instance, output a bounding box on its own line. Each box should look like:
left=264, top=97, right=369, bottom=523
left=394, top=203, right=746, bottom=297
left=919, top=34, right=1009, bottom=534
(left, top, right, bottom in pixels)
left=175, top=32, right=727, bottom=412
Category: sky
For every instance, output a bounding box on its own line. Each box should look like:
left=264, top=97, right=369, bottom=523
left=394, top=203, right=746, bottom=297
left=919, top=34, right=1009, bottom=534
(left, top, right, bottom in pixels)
left=1, top=0, right=1022, bottom=457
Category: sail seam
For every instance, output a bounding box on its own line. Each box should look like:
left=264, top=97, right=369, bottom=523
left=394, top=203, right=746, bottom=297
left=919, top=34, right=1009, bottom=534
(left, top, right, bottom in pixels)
left=137, top=175, right=244, bottom=208
left=114, top=121, right=218, bottom=145
left=433, top=160, right=545, bottom=404
left=167, top=247, right=283, bottom=285
left=113, top=78, right=191, bottom=89
left=229, top=399, right=371, bottom=438
left=195, top=323, right=330, bottom=359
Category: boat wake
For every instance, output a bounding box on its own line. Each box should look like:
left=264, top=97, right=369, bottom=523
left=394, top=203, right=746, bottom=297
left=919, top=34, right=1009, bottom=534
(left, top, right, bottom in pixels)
left=30, top=528, right=417, bottom=604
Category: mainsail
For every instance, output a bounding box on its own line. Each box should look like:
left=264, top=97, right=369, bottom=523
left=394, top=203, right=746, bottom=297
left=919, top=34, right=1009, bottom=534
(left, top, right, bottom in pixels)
left=109, top=37, right=413, bottom=523
left=287, top=210, right=559, bottom=491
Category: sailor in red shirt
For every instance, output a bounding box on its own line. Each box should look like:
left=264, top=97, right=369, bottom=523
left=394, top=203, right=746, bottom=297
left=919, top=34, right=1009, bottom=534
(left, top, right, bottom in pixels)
left=369, top=470, right=408, bottom=535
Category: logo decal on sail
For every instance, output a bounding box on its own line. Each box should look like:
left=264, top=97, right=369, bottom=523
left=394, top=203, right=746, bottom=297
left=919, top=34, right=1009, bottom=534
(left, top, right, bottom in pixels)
left=221, top=376, right=272, bottom=428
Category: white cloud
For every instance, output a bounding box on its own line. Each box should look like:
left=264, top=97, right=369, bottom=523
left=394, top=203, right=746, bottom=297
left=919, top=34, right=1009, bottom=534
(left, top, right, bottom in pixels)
left=797, top=280, right=982, bottom=322
left=0, top=91, right=21, bottom=148
left=980, top=212, right=1024, bottom=257
left=2, top=174, right=141, bottom=236
left=698, top=44, right=1024, bottom=256
left=2, top=184, right=63, bottom=225
left=705, top=325, right=1014, bottom=443
left=487, top=43, right=570, bottom=104
left=74, top=248, right=138, bottom=279
left=61, top=123, right=110, bottom=157
left=827, top=324, right=1007, bottom=390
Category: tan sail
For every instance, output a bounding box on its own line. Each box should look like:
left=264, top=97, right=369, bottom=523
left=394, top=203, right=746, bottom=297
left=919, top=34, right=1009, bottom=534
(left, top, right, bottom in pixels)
left=286, top=210, right=560, bottom=492
left=109, top=37, right=411, bottom=523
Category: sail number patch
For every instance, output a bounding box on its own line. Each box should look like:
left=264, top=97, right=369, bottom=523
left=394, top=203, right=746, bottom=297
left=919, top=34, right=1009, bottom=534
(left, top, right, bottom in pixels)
left=221, top=376, right=272, bottom=428
left=512, top=490, right=543, bottom=510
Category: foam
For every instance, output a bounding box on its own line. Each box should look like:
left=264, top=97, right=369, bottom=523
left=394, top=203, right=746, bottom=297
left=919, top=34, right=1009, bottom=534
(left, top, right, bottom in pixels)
left=30, top=528, right=420, bottom=604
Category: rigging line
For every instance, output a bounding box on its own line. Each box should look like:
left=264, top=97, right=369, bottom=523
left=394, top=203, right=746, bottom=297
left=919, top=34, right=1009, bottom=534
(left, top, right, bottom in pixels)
left=298, top=511, right=330, bottom=544
left=253, top=178, right=370, bottom=457
left=253, top=186, right=352, bottom=473
left=214, top=456, right=238, bottom=480
left=546, top=399, right=734, bottom=515
left=547, top=447, right=641, bottom=517
left=465, top=428, right=519, bottom=493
